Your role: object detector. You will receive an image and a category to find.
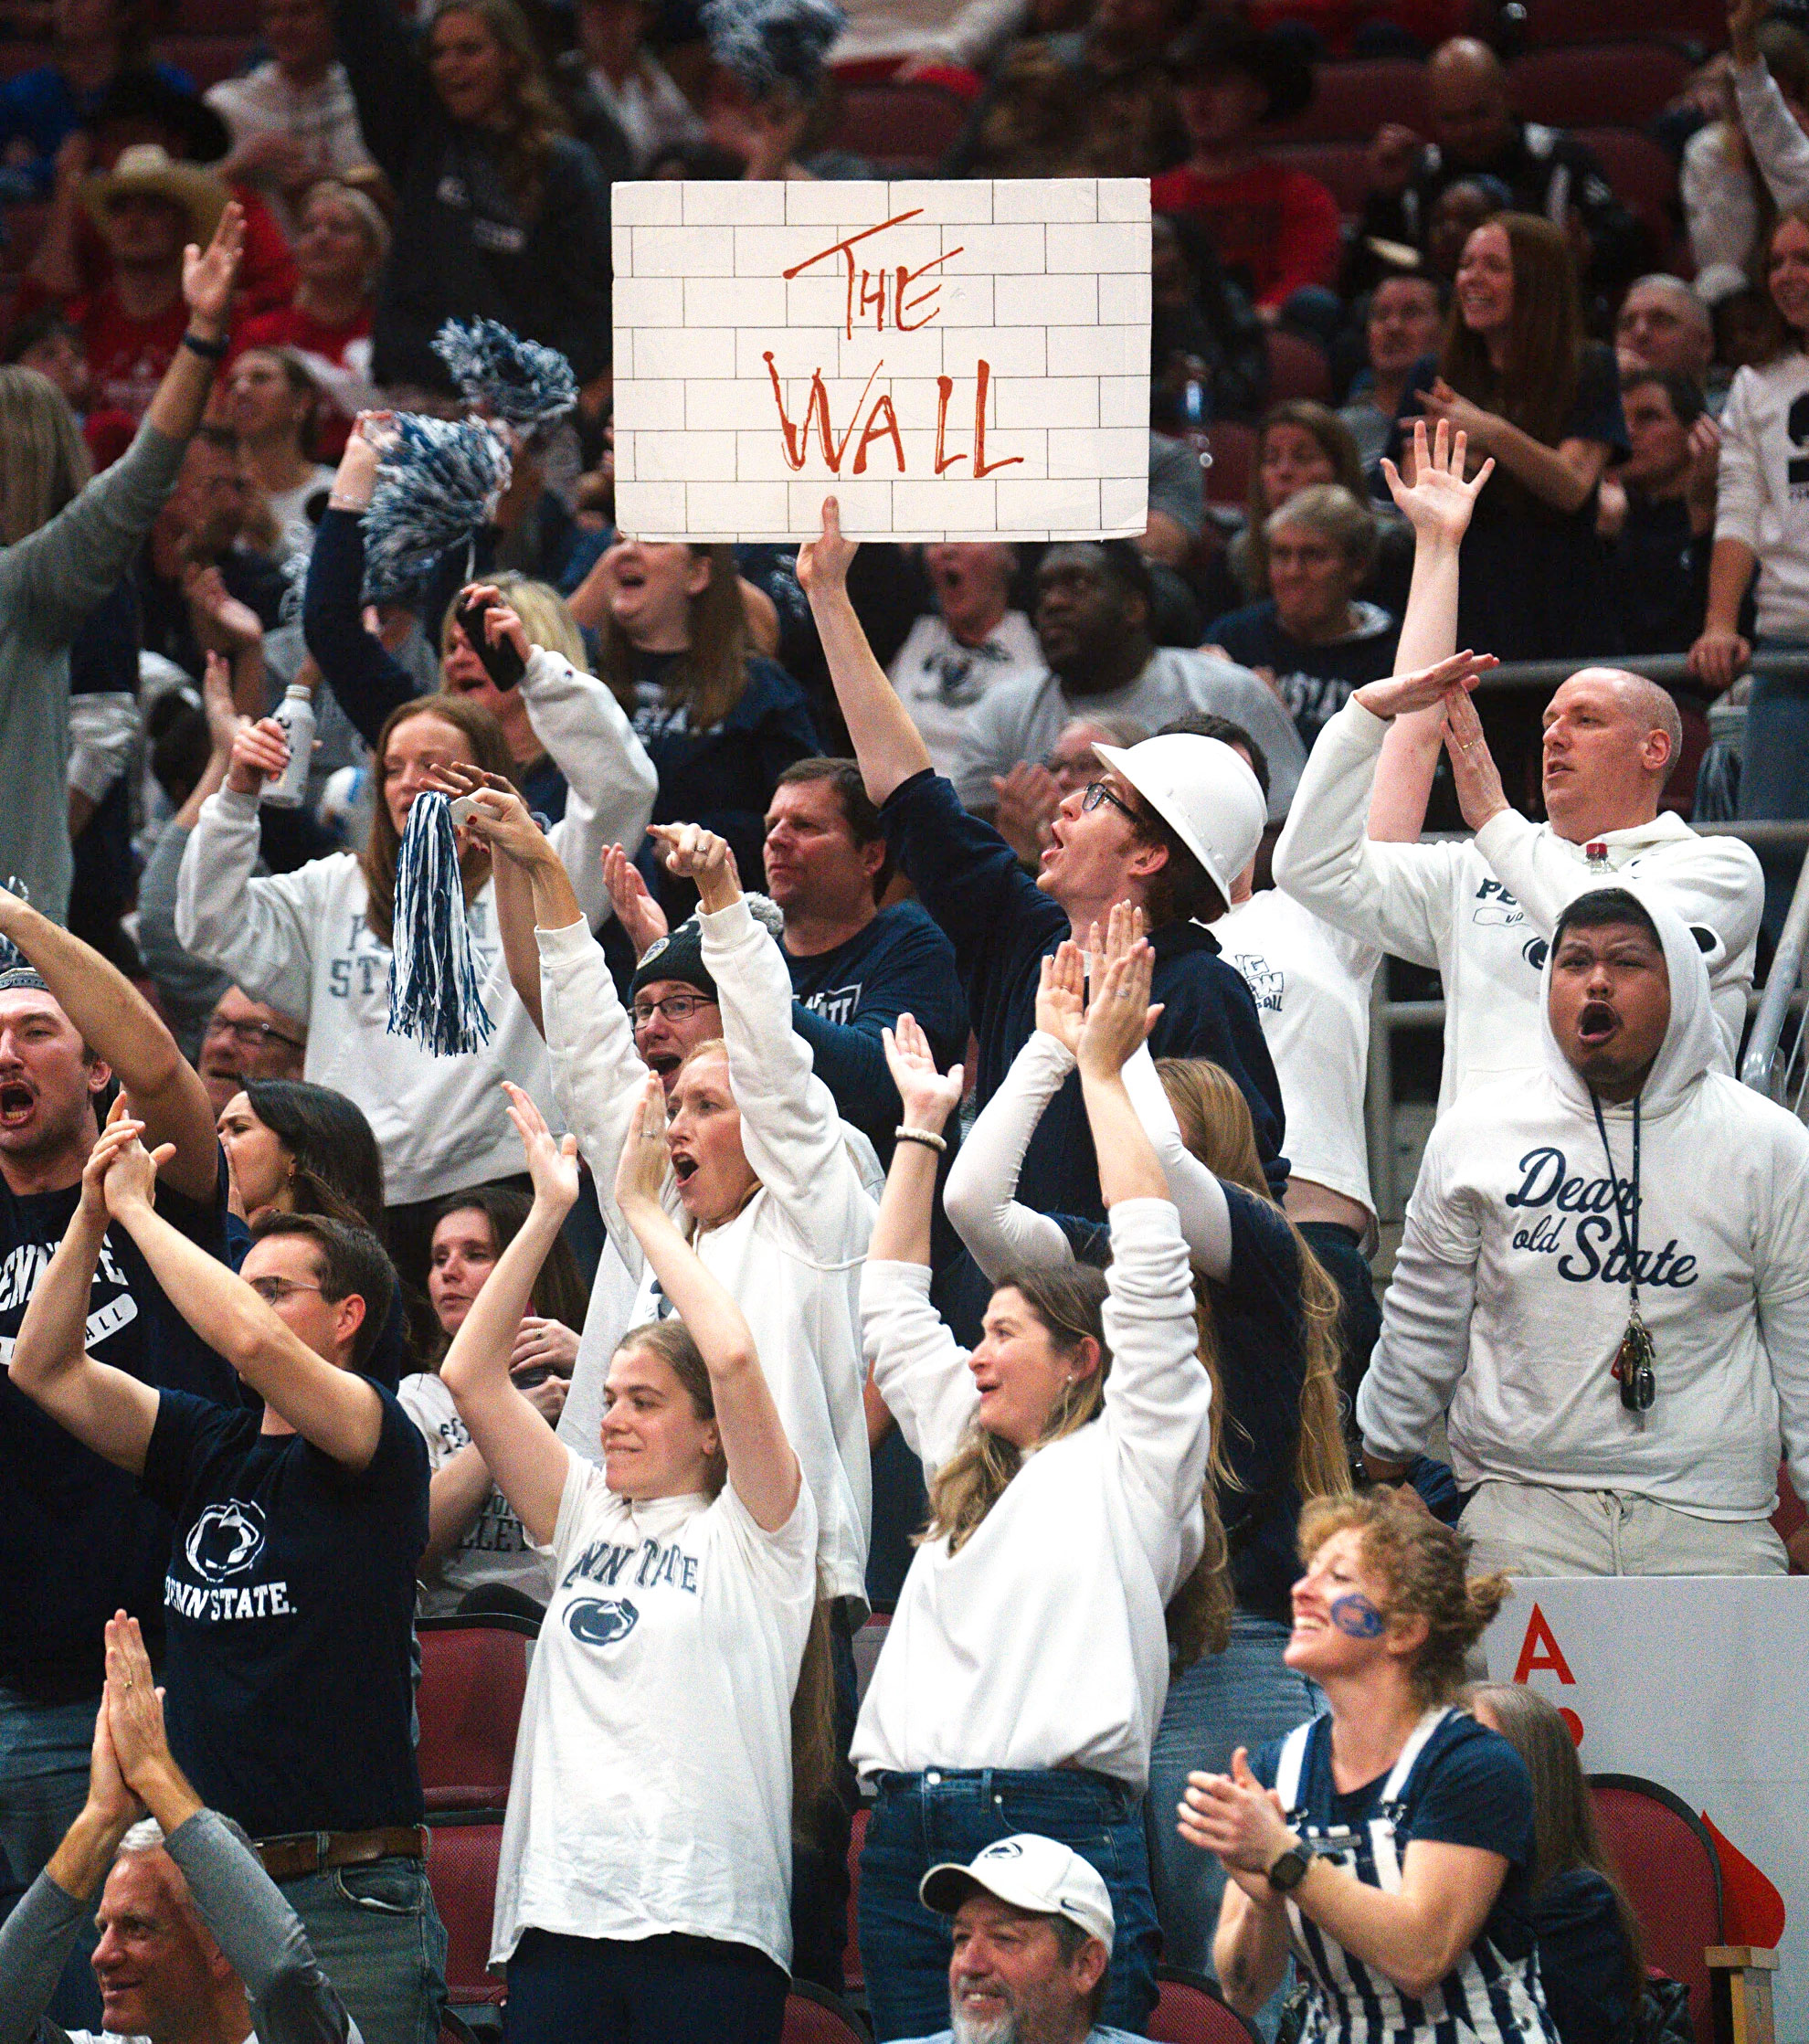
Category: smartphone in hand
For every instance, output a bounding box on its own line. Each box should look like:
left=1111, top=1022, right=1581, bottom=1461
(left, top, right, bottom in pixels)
left=454, top=593, right=527, bottom=691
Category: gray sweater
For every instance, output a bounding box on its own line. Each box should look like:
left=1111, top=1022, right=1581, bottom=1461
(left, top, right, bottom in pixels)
left=0, top=422, right=185, bottom=924
left=0, top=1810, right=359, bottom=2044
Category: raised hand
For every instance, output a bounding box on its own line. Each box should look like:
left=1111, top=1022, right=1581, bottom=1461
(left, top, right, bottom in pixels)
left=1177, top=1746, right=1293, bottom=1872
left=1035, top=941, right=1087, bottom=1054
left=1730, top=0, right=1762, bottom=65
left=201, top=652, right=243, bottom=757
left=881, top=1011, right=964, bottom=1134
left=90, top=1117, right=174, bottom=1223
left=615, top=1070, right=672, bottom=1213
left=648, top=822, right=739, bottom=912
left=224, top=715, right=290, bottom=795
left=1076, top=937, right=1161, bottom=1081
left=502, top=1082, right=580, bottom=1215
left=182, top=200, right=246, bottom=334
left=428, top=764, right=550, bottom=868
left=602, top=843, right=669, bottom=959
left=103, top=1613, right=173, bottom=1797
left=796, top=495, right=859, bottom=598
left=1380, top=418, right=1495, bottom=544
left=1442, top=688, right=1509, bottom=832
left=511, top=1315, right=580, bottom=1382
left=1354, top=646, right=1497, bottom=724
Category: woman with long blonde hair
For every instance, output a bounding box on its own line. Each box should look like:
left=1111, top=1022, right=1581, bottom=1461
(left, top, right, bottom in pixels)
left=943, top=906, right=1350, bottom=1982
left=852, top=934, right=1221, bottom=2039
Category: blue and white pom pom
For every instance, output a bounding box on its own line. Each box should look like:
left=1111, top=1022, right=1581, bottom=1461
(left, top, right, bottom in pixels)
left=361, top=414, right=512, bottom=605
left=432, top=318, right=579, bottom=430
left=386, top=792, right=495, bottom=1056
left=703, top=0, right=847, bottom=93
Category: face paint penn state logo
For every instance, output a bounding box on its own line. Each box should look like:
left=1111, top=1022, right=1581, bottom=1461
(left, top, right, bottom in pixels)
left=566, top=1597, right=640, bottom=1647
left=185, top=1501, right=267, bottom=1583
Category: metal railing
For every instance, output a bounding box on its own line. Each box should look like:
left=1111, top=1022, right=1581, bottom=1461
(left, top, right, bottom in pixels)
left=1352, top=650, right=1809, bottom=1217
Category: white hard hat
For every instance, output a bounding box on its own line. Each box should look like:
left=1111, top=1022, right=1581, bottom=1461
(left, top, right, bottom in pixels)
left=919, top=1834, right=1116, bottom=1954
left=1094, top=734, right=1265, bottom=903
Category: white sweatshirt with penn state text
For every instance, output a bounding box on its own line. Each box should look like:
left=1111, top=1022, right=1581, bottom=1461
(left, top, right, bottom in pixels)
left=537, top=897, right=876, bottom=1606
left=851, top=1196, right=1211, bottom=1792
left=1714, top=349, right=1809, bottom=641
left=175, top=650, right=656, bottom=1202
left=1273, top=698, right=1762, bottom=1111
left=1358, top=892, right=1809, bottom=1518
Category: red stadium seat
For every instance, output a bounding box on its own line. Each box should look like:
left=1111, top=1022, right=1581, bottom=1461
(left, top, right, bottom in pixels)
left=829, top=82, right=970, bottom=171
left=1266, top=328, right=1331, bottom=403
left=1589, top=1774, right=1722, bottom=2044
left=427, top=1813, right=509, bottom=2011
left=1148, top=1967, right=1264, bottom=2044
left=782, top=1982, right=871, bottom=2041
left=1517, top=0, right=1728, bottom=46
left=417, top=1615, right=535, bottom=1814
left=1267, top=59, right=1426, bottom=145
left=1510, top=44, right=1692, bottom=134
left=1204, top=421, right=1255, bottom=508
left=845, top=1805, right=870, bottom=1994
left=155, top=34, right=259, bottom=90
left=1575, top=128, right=1685, bottom=267
left=1272, top=143, right=1371, bottom=219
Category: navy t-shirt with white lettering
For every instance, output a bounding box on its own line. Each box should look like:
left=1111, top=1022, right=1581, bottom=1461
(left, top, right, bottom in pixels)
left=141, top=1385, right=428, bottom=1838
left=0, top=1162, right=236, bottom=1700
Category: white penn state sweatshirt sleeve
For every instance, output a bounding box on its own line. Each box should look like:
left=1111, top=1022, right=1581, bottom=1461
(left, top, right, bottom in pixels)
left=1354, top=1120, right=1481, bottom=1464
left=1751, top=1129, right=1809, bottom=1503
left=943, top=1030, right=1080, bottom=1283
left=862, top=1257, right=982, bottom=1472
left=536, top=916, right=652, bottom=1276
left=1734, top=57, right=1809, bottom=213
left=1272, top=699, right=1461, bottom=970
left=1715, top=356, right=1809, bottom=640
left=524, top=649, right=658, bottom=926
left=698, top=895, right=867, bottom=1259
left=175, top=784, right=331, bottom=1022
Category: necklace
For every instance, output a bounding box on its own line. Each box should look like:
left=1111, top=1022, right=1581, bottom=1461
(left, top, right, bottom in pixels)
left=1590, top=1090, right=1656, bottom=1413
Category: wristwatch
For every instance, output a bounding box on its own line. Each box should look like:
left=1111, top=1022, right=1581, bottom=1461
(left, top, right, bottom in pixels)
left=1266, top=1838, right=1316, bottom=1892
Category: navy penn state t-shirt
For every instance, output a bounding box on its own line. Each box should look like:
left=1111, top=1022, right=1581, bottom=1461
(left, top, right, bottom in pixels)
left=142, top=1385, right=428, bottom=1838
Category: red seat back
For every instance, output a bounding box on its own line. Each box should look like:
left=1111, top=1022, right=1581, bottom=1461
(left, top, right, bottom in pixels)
left=782, top=1983, right=871, bottom=2040
left=1148, top=1968, right=1264, bottom=2044
left=1517, top=0, right=1727, bottom=45
left=1510, top=44, right=1692, bottom=132
left=1267, top=59, right=1427, bottom=145
left=418, top=1617, right=534, bottom=1814
left=426, top=1816, right=508, bottom=2008
left=1588, top=1775, right=1722, bottom=2044
left=1266, top=329, right=1331, bottom=404
left=829, top=83, right=970, bottom=171
left=1272, top=143, right=1372, bottom=219
left=845, top=1805, right=869, bottom=1993
left=1574, top=129, right=1685, bottom=265
left=1204, top=421, right=1256, bottom=507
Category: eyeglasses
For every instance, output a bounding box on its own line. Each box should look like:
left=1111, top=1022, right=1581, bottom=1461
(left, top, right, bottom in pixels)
left=630, top=993, right=717, bottom=1030
left=205, top=1016, right=304, bottom=1052
left=1080, top=780, right=1139, bottom=824
left=247, top=1277, right=325, bottom=1307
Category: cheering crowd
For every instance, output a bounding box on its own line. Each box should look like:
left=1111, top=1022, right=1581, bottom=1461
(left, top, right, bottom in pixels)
left=3, top=0, right=1809, bottom=2042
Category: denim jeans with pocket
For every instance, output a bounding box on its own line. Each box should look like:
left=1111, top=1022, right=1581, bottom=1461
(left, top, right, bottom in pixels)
left=0, top=1686, right=102, bottom=2030
left=280, top=1853, right=446, bottom=2044
left=856, top=1765, right=1159, bottom=2042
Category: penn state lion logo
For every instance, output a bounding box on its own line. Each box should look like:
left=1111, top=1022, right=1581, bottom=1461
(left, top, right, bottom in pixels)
left=566, top=1597, right=640, bottom=1647
left=185, top=1502, right=267, bottom=1583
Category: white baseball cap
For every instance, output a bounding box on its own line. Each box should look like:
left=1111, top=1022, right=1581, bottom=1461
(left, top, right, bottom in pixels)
left=1094, top=733, right=1266, bottom=904
left=918, top=1835, right=1116, bottom=1954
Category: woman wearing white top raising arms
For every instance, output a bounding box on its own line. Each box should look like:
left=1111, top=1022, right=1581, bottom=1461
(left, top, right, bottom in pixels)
left=852, top=939, right=1222, bottom=2040
left=439, top=1079, right=822, bottom=2044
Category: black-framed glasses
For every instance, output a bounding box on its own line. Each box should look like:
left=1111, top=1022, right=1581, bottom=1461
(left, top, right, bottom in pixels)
left=204, top=1015, right=304, bottom=1052
left=630, top=992, right=719, bottom=1030
left=1080, top=779, right=1139, bottom=824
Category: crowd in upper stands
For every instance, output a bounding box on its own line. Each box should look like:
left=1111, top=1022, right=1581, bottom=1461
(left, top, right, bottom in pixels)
left=0, top=0, right=1806, bottom=2041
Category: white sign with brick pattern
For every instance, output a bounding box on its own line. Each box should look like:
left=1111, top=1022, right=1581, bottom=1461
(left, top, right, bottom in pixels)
left=610, top=177, right=1152, bottom=542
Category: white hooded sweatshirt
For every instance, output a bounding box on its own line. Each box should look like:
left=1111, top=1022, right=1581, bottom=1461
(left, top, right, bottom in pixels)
left=1358, top=891, right=1809, bottom=1520
left=1272, top=699, right=1763, bottom=1112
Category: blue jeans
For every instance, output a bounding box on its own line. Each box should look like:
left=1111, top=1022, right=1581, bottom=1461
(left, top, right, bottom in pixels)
left=1738, top=639, right=1809, bottom=944
left=504, top=1929, right=788, bottom=2044
left=858, top=1767, right=1159, bottom=2041
left=1145, top=1615, right=1318, bottom=2002
left=280, top=1855, right=446, bottom=2044
left=0, top=1687, right=102, bottom=2030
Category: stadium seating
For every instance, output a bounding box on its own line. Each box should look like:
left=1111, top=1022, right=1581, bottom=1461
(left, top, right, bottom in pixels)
left=1576, top=129, right=1687, bottom=270
left=1268, top=59, right=1426, bottom=146
left=782, top=1982, right=872, bottom=2041
left=1204, top=421, right=1256, bottom=508
left=416, top=1615, right=535, bottom=1815
left=845, top=1805, right=869, bottom=1995
left=1273, top=143, right=1370, bottom=220
left=1266, top=327, right=1332, bottom=403
left=1148, top=1966, right=1264, bottom=2044
left=1589, top=1774, right=1722, bottom=2044
left=829, top=82, right=970, bottom=175
left=426, top=1811, right=510, bottom=2013
left=1515, top=0, right=1727, bottom=48
left=1509, top=44, right=1694, bottom=134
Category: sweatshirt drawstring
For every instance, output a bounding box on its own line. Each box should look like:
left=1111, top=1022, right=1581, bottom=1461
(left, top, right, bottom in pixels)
left=1590, top=1089, right=1656, bottom=1413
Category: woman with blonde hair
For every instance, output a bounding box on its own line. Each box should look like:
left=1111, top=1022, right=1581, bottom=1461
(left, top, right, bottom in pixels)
left=175, top=610, right=655, bottom=1274
left=1181, top=1492, right=1553, bottom=2044
left=852, top=932, right=1222, bottom=2038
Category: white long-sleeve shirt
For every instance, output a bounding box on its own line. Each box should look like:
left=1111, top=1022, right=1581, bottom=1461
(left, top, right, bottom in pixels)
left=851, top=1197, right=1211, bottom=1792
left=537, top=898, right=876, bottom=1606
left=174, top=647, right=655, bottom=1202
left=1714, top=350, right=1809, bottom=642
left=1272, top=699, right=1762, bottom=1111
left=1359, top=893, right=1809, bottom=1520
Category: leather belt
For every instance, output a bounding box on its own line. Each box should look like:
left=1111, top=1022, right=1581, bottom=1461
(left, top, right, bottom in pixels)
left=255, top=1825, right=428, bottom=1882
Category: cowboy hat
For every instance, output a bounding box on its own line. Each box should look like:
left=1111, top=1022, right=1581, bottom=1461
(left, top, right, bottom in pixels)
left=81, top=143, right=228, bottom=247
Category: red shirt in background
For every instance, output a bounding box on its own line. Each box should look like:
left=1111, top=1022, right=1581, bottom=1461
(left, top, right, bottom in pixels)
left=229, top=301, right=375, bottom=460
left=68, top=287, right=188, bottom=419
left=1150, top=160, right=1341, bottom=310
